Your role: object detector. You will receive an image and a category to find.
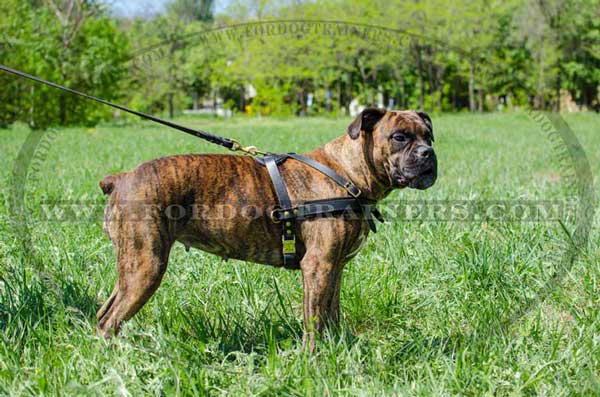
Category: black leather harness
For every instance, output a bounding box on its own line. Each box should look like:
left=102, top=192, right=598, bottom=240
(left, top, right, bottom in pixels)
left=256, top=153, right=384, bottom=268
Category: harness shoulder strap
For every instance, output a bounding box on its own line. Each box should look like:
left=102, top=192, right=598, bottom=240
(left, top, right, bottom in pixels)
left=287, top=153, right=361, bottom=198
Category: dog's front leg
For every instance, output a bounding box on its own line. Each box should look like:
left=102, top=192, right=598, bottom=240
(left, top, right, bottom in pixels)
left=300, top=253, right=343, bottom=352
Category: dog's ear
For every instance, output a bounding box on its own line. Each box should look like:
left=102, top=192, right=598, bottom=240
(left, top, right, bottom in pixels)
left=416, top=111, right=434, bottom=141
left=347, top=108, right=386, bottom=140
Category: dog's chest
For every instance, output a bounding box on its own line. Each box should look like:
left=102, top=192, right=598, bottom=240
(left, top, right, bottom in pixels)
left=344, top=228, right=369, bottom=261
left=342, top=220, right=370, bottom=261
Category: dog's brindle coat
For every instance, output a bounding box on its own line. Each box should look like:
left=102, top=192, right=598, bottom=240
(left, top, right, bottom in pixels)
left=96, top=108, right=437, bottom=349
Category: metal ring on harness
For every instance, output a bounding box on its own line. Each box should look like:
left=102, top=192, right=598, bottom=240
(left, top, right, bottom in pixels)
left=270, top=208, right=282, bottom=223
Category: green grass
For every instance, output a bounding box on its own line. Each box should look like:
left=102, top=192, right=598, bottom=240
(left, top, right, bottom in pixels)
left=0, top=112, right=599, bottom=396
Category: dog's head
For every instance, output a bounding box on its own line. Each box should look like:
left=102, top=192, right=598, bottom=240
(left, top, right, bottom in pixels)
left=347, top=108, right=437, bottom=190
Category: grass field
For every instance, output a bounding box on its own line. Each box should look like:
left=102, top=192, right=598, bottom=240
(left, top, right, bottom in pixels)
left=1, top=112, right=599, bottom=396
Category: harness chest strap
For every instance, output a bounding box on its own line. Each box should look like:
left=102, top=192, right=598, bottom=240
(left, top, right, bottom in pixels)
left=263, top=156, right=298, bottom=266
left=259, top=153, right=385, bottom=267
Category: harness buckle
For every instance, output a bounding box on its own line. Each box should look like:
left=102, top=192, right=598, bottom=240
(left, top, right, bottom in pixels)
left=344, top=182, right=361, bottom=198
left=282, top=235, right=296, bottom=254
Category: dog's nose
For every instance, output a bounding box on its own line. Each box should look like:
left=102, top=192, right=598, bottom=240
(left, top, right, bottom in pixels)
left=416, top=145, right=433, bottom=159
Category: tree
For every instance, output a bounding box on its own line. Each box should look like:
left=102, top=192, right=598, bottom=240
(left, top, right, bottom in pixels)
left=0, top=0, right=129, bottom=128
left=168, top=0, right=214, bottom=22
left=560, top=0, right=600, bottom=110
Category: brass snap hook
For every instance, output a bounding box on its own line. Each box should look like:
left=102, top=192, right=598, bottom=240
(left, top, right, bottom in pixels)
left=229, top=139, right=268, bottom=156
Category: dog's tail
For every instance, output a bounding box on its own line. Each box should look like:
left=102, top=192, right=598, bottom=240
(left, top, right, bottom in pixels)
left=99, top=173, right=125, bottom=195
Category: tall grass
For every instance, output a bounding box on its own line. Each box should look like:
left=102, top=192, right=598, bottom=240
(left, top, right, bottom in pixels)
left=0, top=112, right=599, bottom=395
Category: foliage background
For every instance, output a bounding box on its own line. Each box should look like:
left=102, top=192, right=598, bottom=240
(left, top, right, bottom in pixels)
left=0, top=0, right=599, bottom=129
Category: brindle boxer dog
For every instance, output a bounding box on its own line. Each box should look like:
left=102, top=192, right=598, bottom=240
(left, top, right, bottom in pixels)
left=96, top=108, right=437, bottom=350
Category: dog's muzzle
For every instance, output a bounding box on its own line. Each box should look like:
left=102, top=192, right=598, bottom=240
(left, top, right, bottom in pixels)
left=394, top=146, right=437, bottom=190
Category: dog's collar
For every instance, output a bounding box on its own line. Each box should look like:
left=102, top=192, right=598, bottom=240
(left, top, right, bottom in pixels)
left=256, top=153, right=384, bottom=268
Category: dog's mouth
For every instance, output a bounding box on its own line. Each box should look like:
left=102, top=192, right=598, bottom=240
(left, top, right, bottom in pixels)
left=396, top=167, right=436, bottom=190
left=395, top=174, right=411, bottom=188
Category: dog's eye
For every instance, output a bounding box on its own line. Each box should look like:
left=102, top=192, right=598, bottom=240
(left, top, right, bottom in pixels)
left=392, top=132, right=408, bottom=142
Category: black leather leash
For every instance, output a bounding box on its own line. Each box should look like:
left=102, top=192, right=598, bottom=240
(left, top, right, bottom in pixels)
left=258, top=153, right=384, bottom=268
left=0, top=63, right=265, bottom=155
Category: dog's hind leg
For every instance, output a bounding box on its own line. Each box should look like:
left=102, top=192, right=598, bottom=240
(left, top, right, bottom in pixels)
left=96, top=220, right=172, bottom=337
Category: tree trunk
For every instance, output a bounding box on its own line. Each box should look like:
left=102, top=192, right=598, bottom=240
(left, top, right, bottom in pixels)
left=478, top=87, right=484, bottom=112
left=427, top=50, right=435, bottom=112
left=168, top=38, right=177, bottom=118
left=168, top=93, right=174, bottom=119
left=437, top=66, right=444, bottom=112
left=337, top=79, right=342, bottom=113
left=299, top=87, right=306, bottom=116
left=552, top=7, right=561, bottom=112
left=452, top=75, right=458, bottom=111
left=400, top=75, right=405, bottom=109
left=357, top=58, right=371, bottom=105
left=192, top=91, right=199, bottom=111
left=416, top=45, right=425, bottom=109
left=59, top=64, right=68, bottom=123
left=29, top=85, right=35, bottom=127
left=59, top=94, right=67, bottom=124
left=537, top=44, right=546, bottom=109
left=555, top=73, right=561, bottom=112
left=346, top=72, right=352, bottom=114
left=468, top=60, right=475, bottom=112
